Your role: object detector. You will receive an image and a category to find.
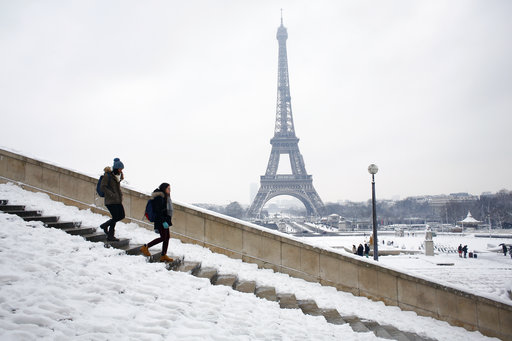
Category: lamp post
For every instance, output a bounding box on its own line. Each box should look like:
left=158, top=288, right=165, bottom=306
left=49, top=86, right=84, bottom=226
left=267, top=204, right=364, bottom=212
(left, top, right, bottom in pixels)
left=368, top=164, right=379, bottom=261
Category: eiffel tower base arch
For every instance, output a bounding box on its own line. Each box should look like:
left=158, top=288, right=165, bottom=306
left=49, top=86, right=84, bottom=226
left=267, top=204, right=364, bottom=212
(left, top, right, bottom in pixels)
left=248, top=177, right=324, bottom=218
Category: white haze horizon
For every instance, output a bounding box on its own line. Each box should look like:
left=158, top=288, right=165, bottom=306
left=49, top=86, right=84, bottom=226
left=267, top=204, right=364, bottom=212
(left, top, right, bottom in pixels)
left=1, top=1, right=511, bottom=206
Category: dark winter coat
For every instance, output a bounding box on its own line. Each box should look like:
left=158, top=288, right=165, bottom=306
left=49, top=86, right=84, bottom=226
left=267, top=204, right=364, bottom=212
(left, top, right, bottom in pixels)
left=100, top=167, right=123, bottom=205
left=151, top=189, right=173, bottom=230
left=357, top=244, right=364, bottom=256
left=364, top=244, right=370, bottom=255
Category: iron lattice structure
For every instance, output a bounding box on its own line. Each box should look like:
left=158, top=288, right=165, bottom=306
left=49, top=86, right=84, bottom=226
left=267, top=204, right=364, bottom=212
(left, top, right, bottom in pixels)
left=247, top=17, right=324, bottom=218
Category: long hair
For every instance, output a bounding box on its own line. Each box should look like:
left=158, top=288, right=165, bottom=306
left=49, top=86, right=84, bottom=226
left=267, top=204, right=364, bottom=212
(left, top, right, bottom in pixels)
left=159, top=183, right=170, bottom=195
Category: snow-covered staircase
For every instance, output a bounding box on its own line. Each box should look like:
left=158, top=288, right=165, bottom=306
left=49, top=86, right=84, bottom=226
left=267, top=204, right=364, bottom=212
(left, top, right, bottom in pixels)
left=0, top=199, right=434, bottom=341
left=0, top=201, right=141, bottom=254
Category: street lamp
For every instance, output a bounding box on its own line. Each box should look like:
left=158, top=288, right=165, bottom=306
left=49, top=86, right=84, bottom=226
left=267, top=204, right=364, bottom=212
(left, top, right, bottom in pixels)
left=368, top=164, right=379, bottom=261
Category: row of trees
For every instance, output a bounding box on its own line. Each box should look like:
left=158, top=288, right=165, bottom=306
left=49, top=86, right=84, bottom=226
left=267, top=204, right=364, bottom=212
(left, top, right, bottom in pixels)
left=443, top=190, right=512, bottom=228
left=195, top=189, right=512, bottom=228
left=327, top=190, right=512, bottom=228
left=324, top=198, right=435, bottom=225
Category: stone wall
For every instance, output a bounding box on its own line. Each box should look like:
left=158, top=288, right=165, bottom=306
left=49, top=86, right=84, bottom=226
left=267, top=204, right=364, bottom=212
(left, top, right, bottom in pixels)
left=1, top=148, right=511, bottom=340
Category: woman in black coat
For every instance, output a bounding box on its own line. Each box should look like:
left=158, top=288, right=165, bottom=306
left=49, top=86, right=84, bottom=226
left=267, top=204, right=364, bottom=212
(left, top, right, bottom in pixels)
left=364, top=243, right=370, bottom=258
left=357, top=244, right=364, bottom=256
left=140, top=183, right=174, bottom=262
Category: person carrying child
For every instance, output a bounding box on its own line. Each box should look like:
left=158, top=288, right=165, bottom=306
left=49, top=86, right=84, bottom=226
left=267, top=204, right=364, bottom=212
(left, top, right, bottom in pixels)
left=140, top=183, right=174, bottom=262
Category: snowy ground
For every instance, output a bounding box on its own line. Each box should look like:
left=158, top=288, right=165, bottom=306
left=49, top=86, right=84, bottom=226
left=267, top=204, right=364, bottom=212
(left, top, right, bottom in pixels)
left=299, top=233, right=512, bottom=305
left=0, top=183, right=501, bottom=340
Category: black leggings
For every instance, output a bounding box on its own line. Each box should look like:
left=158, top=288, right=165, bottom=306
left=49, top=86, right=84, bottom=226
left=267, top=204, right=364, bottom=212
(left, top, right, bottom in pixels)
left=103, top=204, right=125, bottom=237
left=147, top=227, right=170, bottom=255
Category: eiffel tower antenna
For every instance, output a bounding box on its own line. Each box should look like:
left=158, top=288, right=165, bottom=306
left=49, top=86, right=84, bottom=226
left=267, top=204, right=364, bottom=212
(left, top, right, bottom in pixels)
left=248, top=16, right=324, bottom=218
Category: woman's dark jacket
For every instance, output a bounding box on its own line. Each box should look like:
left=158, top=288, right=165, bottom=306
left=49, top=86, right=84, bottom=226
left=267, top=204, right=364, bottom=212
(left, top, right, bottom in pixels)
left=364, top=244, right=370, bottom=254
left=152, top=189, right=172, bottom=229
left=100, top=166, right=123, bottom=205
left=357, top=245, right=364, bottom=256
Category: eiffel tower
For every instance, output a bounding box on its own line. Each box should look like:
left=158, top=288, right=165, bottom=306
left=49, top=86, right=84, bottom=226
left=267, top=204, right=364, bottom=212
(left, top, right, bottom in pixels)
left=247, top=15, right=324, bottom=218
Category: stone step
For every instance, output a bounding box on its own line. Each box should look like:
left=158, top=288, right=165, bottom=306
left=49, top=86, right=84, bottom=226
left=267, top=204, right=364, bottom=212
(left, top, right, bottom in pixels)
left=297, top=299, right=323, bottom=317
left=104, top=238, right=130, bottom=249
left=277, top=293, right=299, bottom=309
left=233, top=280, right=256, bottom=294
left=403, top=331, right=433, bottom=341
left=7, top=210, right=41, bottom=217
left=213, top=274, right=237, bottom=288
left=148, top=252, right=180, bottom=264
left=23, top=215, right=59, bottom=223
left=62, top=227, right=96, bottom=236
left=381, top=325, right=417, bottom=341
left=342, top=315, right=371, bottom=333
left=149, top=252, right=164, bottom=263
left=177, top=261, right=201, bottom=274
left=47, top=221, right=81, bottom=229
left=118, top=244, right=144, bottom=256
left=194, top=267, right=218, bottom=282
left=363, top=320, right=393, bottom=339
left=83, top=232, right=108, bottom=242
left=0, top=204, right=25, bottom=212
left=165, top=256, right=185, bottom=271
left=255, top=286, right=277, bottom=301
left=321, top=308, right=346, bottom=325
left=399, top=330, right=435, bottom=341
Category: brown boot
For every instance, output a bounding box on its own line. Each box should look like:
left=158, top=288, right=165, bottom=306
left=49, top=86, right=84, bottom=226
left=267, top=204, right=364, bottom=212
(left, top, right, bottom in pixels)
left=140, top=245, right=151, bottom=257
left=160, top=255, right=174, bottom=262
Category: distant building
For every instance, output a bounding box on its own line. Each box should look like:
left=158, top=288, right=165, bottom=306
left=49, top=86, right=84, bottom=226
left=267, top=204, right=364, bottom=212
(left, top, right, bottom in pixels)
left=427, top=193, right=478, bottom=210
left=327, top=214, right=340, bottom=224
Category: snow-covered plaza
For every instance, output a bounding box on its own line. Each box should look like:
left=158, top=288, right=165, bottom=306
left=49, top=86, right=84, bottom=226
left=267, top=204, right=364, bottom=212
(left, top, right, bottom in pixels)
left=299, top=233, right=512, bottom=305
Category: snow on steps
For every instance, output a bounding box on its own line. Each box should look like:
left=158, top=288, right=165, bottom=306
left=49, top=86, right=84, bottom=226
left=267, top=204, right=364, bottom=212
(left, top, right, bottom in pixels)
left=0, top=199, right=435, bottom=341
left=0, top=201, right=137, bottom=253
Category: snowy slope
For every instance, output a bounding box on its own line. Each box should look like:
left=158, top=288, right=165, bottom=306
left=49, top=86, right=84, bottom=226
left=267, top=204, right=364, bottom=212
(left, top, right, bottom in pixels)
left=0, top=183, right=497, bottom=340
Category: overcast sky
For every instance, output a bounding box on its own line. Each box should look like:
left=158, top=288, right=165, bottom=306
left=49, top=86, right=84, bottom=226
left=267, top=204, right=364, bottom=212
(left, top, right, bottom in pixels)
left=1, top=1, right=511, bottom=206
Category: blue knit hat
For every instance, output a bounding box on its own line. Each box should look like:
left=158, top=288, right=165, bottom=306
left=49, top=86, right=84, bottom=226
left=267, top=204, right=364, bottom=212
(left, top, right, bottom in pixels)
left=113, top=158, right=124, bottom=170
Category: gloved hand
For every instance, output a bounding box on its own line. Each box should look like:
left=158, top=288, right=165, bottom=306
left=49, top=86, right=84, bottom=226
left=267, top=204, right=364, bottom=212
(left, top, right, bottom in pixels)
left=163, top=222, right=169, bottom=229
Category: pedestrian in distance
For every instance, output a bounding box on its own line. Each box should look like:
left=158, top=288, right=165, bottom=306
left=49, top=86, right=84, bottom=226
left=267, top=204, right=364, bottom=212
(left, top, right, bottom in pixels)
left=501, top=243, right=508, bottom=256
left=462, top=245, right=468, bottom=258
left=509, top=246, right=512, bottom=259
left=357, top=244, right=364, bottom=256
left=99, top=158, right=125, bottom=241
left=140, top=183, right=174, bottom=262
left=364, top=243, right=370, bottom=258
left=352, top=245, right=357, bottom=254
left=458, top=244, right=462, bottom=258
